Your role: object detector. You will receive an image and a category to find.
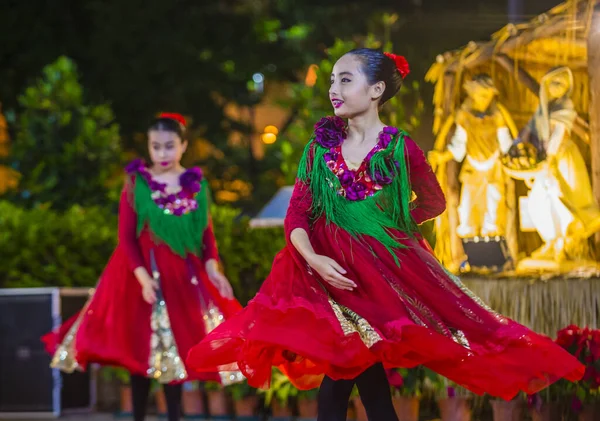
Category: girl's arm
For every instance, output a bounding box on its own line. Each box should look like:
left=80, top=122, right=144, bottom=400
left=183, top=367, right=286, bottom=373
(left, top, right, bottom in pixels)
left=405, top=137, right=447, bottom=224
left=118, top=184, right=154, bottom=289
left=284, top=150, right=355, bottom=291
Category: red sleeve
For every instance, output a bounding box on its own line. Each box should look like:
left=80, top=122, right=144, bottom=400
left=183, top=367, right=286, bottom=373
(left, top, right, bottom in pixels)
left=118, top=183, right=146, bottom=271
left=284, top=178, right=313, bottom=245
left=405, top=137, right=446, bottom=224
left=202, top=218, right=220, bottom=262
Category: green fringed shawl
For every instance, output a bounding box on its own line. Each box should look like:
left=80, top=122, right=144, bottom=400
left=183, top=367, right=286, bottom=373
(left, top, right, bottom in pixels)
left=297, top=130, right=418, bottom=261
left=133, top=174, right=209, bottom=258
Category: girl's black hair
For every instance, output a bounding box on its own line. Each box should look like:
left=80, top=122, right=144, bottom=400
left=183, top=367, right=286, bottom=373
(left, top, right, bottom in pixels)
left=346, top=48, right=403, bottom=105
left=148, top=117, right=186, bottom=140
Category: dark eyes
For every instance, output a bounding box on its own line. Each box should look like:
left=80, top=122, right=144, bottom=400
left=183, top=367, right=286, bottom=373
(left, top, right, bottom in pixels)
left=330, top=78, right=351, bottom=84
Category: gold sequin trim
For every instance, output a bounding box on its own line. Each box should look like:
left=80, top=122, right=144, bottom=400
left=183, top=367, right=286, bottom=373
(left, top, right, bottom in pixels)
left=147, top=295, right=188, bottom=383
left=50, top=298, right=93, bottom=372
left=329, top=299, right=382, bottom=348
left=202, top=302, right=245, bottom=386
left=451, top=329, right=471, bottom=349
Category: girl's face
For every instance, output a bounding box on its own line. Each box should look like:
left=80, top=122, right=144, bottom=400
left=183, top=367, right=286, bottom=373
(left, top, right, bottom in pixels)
left=329, top=54, right=385, bottom=119
left=148, top=130, right=187, bottom=172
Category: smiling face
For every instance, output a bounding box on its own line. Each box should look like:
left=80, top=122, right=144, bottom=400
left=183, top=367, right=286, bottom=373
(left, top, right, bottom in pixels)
left=329, top=54, right=385, bottom=119
left=148, top=130, right=187, bottom=172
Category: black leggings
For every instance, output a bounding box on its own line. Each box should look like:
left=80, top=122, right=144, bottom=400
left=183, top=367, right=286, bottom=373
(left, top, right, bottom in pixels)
left=130, top=374, right=182, bottom=421
left=317, top=363, right=398, bottom=421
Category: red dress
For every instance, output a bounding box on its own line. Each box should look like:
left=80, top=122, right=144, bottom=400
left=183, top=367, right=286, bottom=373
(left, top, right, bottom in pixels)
left=186, top=124, right=583, bottom=400
left=43, top=163, right=242, bottom=383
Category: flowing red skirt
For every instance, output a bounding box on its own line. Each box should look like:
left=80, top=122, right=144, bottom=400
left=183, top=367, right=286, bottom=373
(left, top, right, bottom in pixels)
left=186, top=218, right=583, bottom=399
left=42, top=230, right=241, bottom=382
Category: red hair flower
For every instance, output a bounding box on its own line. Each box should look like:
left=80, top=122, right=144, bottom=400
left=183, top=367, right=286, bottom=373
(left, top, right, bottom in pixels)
left=159, top=112, right=187, bottom=127
left=384, top=52, right=410, bottom=79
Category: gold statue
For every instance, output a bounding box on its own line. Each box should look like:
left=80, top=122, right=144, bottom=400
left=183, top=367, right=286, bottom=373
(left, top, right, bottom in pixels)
left=506, top=67, right=600, bottom=273
left=429, top=75, right=517, bottom=239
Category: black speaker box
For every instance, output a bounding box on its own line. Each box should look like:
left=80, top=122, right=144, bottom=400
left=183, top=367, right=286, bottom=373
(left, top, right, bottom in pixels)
left=0, top=288, right=95, bottom=417
left=462, top=236, right=513, bottom=272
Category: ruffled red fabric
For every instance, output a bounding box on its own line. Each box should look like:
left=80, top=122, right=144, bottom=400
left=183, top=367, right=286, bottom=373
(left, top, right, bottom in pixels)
left=42, top=185, right=241, bottom=383
left=186, top=138, right=583, bottom=399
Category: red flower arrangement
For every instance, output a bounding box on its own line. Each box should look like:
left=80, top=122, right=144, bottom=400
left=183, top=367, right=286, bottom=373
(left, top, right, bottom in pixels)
left=556, top=325, right=600, bottom=402
left=529, top=325, right=600, bottom=413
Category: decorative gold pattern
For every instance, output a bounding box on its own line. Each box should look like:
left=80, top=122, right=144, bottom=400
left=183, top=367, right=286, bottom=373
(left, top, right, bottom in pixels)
left=147, top=295, right=188, bottom=383
left=328, top=298, right=382, bottom=348
left=451, top=329, right=471, bottom=349
left=50, top=299, right=92, bottom=372
left=202, top=302, right=245, bottom=386
left=428, top=260, right=507, bottom=325
left=377, top=264, right=475, bottom=352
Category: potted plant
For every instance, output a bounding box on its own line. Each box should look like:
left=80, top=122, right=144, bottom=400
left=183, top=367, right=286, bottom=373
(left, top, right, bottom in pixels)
left=387, top=367, right=423, bottom=421
left=150, top=380, right=168, bottom=416
left=350, top=386, right=367, bottom=421
left=426, top=373, right=471, bottom=421
left=555, top=325, right=600, bottom=421
left=263, top=369, right=296, bottom=420
left=489, top=394, right=523, bottom=421
left=205, top=381, right=230, bottom=419
left=226, top=379, right=259, bottom=420
left=297, top=388, right=319, bottom=420
left=527, top=384, right=570, bottom=421
left=101, top=367, right=132, bottom=416
left=182, top=381, right=206, bottom=419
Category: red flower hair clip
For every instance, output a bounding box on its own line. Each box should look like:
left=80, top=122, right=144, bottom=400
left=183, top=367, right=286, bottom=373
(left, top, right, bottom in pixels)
left=384, top=52, right=410, bottom=79
left=159, top=112, right=187, bottom=127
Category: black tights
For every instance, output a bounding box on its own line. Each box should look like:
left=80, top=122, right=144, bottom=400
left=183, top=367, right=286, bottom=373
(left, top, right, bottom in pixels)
left=130, top=374, right=182, bottom=421
left=317, top=363, right=398, bottom=421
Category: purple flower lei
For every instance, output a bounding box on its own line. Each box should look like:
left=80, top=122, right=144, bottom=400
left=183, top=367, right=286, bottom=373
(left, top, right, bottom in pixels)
left=126, top=159, right=203, bottom=194
left=314, top=116, right=347, bottom=148
left=125, top=159, right=203, bottom=215
left=318, top=122, right=401, bottom=201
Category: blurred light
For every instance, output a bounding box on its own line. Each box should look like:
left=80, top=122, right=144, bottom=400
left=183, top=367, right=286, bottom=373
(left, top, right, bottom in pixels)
left=305, top=64, right=318, bottom=87
left=264, top=125, right=279, bottom=135
left=253, top=73, right=265, bottom=84
left=261, top=133, right=277, bottom=144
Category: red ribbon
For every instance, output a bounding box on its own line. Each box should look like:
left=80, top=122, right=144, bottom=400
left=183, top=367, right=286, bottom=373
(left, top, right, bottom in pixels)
left=159, top=112, right=187, bottom=127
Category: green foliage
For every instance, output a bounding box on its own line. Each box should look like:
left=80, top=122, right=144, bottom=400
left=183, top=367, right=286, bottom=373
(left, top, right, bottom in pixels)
left=0, top=201, right=283, bottom=305
left=204, top=381, right=223, bottom=392
left=210, top=205, right=285, bottom=305
left=0, top=201, right=116, bottom=288
left=226, top=379, right=257, bottom=401
left=261, top=369, right=298, bottom=407
left=297, top=387, right=319, bottom=401
left=100, top=366, right=130, bottom=385
left=6, top=56, right=123, bottom=209
left=391, top=367, right=426, bottom=398
left=275, top=27, right=424, bottom=184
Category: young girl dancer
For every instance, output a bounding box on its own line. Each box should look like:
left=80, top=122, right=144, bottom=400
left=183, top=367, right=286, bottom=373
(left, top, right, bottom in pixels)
left=43, top=113, right=241, bottom=421
left=187, top=50, right=583, bottom=420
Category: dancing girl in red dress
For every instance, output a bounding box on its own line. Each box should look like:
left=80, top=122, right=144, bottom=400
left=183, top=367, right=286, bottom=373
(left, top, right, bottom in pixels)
left=187, top=50, right=583, bottom=420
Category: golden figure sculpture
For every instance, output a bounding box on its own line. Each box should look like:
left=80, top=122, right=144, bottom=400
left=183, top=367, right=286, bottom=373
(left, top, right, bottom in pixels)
left=504, top=67, right=600, bottom=273
left=429, top=75, right=518, bottom=271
